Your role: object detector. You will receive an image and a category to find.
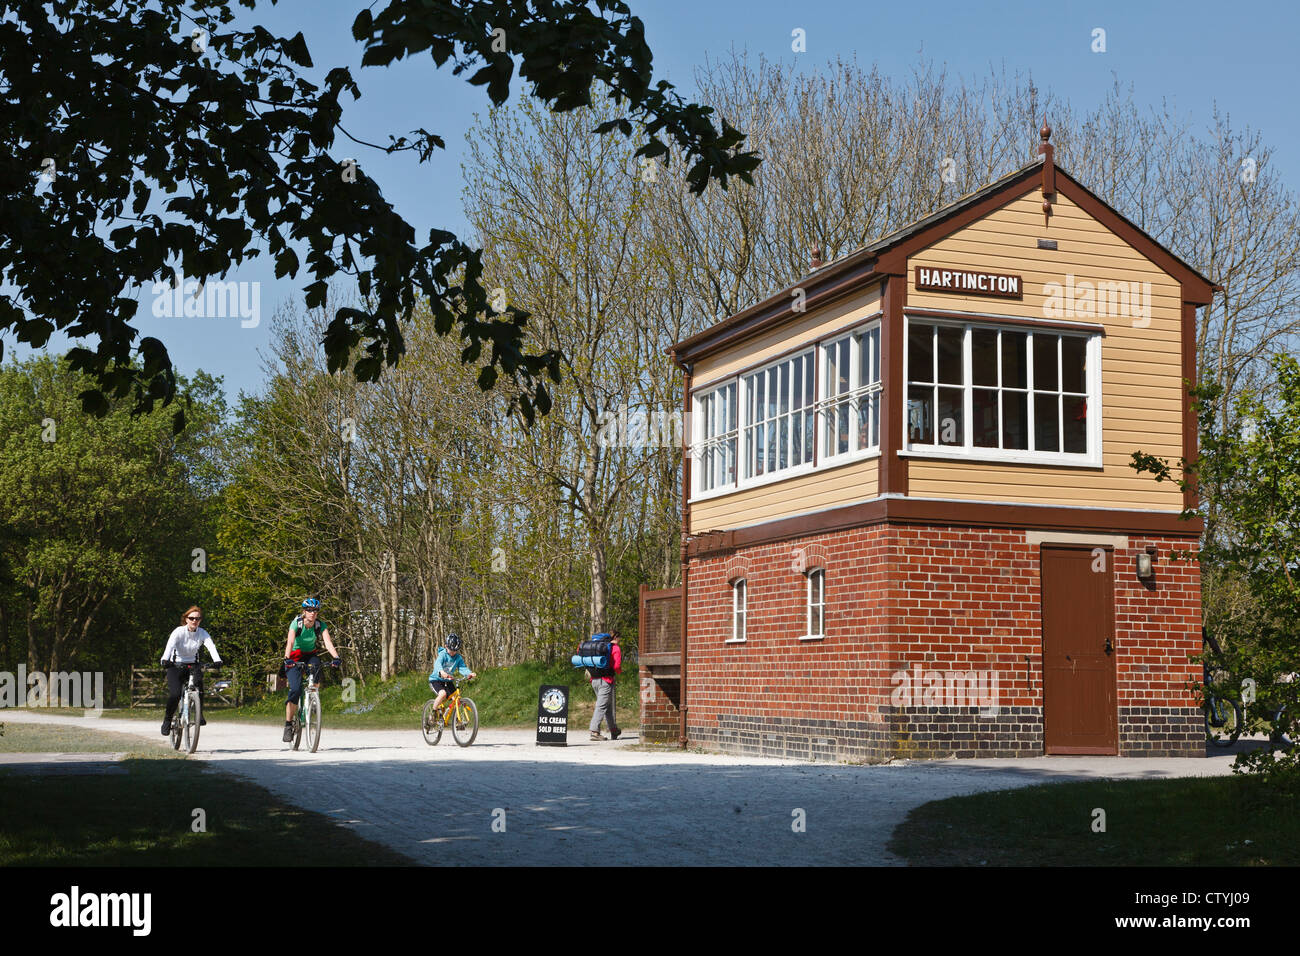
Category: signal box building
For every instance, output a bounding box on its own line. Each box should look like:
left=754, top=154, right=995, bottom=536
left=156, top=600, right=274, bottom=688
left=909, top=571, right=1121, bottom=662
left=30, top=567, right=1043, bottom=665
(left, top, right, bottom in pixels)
left=640, top=131, right=1213, bottom=760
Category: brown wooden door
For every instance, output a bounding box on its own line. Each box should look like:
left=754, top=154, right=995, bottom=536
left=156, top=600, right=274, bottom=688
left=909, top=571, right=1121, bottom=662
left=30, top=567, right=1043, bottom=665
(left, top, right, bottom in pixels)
left=1041, top=544, right=1118, bottom=754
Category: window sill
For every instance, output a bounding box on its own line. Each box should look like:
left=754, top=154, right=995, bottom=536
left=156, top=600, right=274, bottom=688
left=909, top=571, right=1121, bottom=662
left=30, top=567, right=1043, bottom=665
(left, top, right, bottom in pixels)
left=899, top=448, right=1102, bottom=469
left=798, top=634, right=825, bottom=642
left=691, top=449, right=880, bottom=503
left=724, top=637, right=747, bottom=644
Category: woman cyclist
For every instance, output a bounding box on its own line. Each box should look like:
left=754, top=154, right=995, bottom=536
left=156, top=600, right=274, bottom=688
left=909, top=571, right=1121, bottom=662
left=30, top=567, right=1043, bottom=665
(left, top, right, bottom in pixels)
left=160, top=605, right=222, bottom=735
left=282, top=598, right=341, bottom=742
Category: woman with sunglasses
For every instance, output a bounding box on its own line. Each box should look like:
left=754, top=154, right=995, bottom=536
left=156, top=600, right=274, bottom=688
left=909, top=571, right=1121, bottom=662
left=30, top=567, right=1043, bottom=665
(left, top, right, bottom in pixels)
left=159, top=605, right=223, bottom=735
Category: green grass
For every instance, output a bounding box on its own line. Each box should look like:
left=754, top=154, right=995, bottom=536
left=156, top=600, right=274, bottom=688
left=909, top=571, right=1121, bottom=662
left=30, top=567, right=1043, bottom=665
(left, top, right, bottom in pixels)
left=888, top=776, right=1300, bottom=866
left=87, top=660, right=642, bottom=732
left=0, top=720, right=174, bottom=755
left=0, top=725, right=411, bottom=866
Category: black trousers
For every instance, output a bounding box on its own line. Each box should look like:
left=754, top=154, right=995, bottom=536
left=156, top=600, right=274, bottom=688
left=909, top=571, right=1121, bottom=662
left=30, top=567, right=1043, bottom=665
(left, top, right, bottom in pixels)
left=164, top=663, right=204, bottom=720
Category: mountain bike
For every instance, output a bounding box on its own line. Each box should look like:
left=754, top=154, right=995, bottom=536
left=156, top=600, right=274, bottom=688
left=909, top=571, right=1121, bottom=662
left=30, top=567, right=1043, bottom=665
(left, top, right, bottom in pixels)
left=168, top=662, right=216, bottom=754
left=1201, top=631, right=1293, bottom=748
left=288, top=660, right=325, bottom=752
left=421, top=676, right=478, bottom=747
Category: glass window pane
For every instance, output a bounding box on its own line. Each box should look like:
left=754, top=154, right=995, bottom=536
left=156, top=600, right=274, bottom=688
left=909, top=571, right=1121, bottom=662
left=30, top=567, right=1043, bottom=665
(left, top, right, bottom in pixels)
left=804, top=409, right=814, bottom=461
left=856, top=394, right=870, bottom=451
left=836, top=401, right=849, bottom=455
left=805, top=356, right=814, bottom=406
left=973, top=388, right=999, bottom=447
left=1034, top=393, right=1060, bottom=452
left=1063, top=396, right=1087, bottom=453
left=973, top=329, right=998, bottom=386
left=908, top=324, right=933, bottom=382
left=908, top=385, right=934, bottom=444
left=937, top=387, right=964, bottom=446
left=838, top=342, right=850, bottom=395
left=778, top=412, right=789, bottom=470
left=870, top=394, right=879, bottom=448
left=792, top=409, right=803, bottom=465
left=753, top=374, right=764, bottom=422
left=1001, top=331, right=1027, bottom=389
left=1003, top=392, right=1028, bottom=449
left=766, top=420, right=776, bottom=472
left=767, top=368, right=778, bottom=418
left=938, top=326, right=963, bottom=385
left=1062, top=337, right=1086, bottom=393
left=1033, top=334, right=1059, bottom=391
left=778, top=362, right=789, bottom=416
left=870, top=327, right=881, bottom=383
left=727, top=384, right=737, bottom=430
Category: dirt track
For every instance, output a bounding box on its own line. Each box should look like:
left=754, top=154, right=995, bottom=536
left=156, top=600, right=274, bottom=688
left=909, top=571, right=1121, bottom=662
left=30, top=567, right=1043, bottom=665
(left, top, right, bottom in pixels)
left=2, top=711, right=1241, bottom=865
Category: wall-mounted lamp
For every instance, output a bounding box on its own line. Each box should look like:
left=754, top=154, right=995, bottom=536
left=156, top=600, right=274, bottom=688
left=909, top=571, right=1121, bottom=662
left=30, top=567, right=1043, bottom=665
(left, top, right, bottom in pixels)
left=1136, top=547, right=1157, bottom=579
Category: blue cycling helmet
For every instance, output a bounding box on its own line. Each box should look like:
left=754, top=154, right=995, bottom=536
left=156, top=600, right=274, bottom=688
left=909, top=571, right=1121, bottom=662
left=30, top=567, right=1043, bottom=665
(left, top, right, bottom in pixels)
left=301, top=598, right=321, bottom=611
left=445, top=633, right=462, bottom=653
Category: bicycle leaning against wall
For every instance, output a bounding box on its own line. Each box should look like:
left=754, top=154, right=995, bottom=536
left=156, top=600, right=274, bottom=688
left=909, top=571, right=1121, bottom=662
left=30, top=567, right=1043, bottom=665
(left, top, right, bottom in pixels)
left=1201, top=629, right=1293, bottom=749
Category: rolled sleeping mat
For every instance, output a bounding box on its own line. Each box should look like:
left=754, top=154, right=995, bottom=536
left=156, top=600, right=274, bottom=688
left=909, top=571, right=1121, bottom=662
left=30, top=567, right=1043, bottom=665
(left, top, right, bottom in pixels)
left=577, top=640, right=612, bottom=657
left=571, top=654, right=609, bottom=669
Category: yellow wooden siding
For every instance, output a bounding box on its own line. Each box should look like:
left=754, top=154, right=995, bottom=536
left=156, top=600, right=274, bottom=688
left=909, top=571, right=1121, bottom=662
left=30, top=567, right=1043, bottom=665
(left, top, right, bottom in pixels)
left=692, top=283, right=882, bottom=388
left=906, top=187, right=1185, bottom=511
left=690, top=456, right=879, bottom=533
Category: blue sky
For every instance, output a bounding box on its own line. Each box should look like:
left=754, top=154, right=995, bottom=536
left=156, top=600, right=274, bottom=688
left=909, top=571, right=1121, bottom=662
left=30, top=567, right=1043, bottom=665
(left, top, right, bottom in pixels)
left=11, top=0, right=1299, bottom=402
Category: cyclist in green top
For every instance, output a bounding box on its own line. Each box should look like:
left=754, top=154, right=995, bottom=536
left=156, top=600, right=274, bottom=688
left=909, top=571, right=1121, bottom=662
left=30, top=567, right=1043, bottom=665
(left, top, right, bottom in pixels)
left=282, top=598, right=341, bottom=742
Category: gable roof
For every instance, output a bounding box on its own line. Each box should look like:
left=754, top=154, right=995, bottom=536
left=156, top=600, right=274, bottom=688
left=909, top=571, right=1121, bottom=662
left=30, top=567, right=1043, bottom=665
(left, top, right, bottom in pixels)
left=670, top=158, right=1217, bottom=365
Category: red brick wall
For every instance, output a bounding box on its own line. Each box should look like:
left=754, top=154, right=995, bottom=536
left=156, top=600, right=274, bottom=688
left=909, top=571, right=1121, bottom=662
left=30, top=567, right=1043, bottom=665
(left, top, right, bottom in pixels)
left=639, top=669, right=680, bottom=742
left=680, top=522, right=1201, bottom=760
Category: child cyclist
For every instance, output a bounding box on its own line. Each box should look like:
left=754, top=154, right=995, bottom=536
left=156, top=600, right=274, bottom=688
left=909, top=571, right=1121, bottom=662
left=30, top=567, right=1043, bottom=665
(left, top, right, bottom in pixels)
left=428, top=633, right=476, bottom=712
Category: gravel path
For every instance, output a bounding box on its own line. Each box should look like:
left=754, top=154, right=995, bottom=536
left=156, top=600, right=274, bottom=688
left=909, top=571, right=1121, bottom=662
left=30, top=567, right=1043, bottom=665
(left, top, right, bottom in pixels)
left=2, top=710, right=1242, bottom=865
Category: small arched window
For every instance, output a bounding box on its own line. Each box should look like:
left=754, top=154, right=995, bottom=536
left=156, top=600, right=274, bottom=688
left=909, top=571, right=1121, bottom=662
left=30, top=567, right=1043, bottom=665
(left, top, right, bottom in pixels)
left=731, top=578, right=747, bottom=642
left=806, top=568, right=825, bottom=638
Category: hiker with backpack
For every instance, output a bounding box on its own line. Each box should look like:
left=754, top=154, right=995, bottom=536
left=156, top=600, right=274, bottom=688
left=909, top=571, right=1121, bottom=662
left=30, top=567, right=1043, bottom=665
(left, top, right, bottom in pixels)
left=581, top=630, right=621, bottom=741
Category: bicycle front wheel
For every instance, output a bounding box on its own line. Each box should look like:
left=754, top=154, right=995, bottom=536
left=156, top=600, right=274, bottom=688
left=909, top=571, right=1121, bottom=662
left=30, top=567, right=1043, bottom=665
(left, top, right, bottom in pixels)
left=452, top=698, right=478, bottom=747
left=306, top=692, right=322, bottom=753
left=1269, top=706, right=1293, bottom=748
left=421, top=699, right=444, bottom=745
left=185, top=691, right=201, bottom=753
left=170, top=707, right=183, bottom=750
left=1205, top=697, right=1244, bottom=747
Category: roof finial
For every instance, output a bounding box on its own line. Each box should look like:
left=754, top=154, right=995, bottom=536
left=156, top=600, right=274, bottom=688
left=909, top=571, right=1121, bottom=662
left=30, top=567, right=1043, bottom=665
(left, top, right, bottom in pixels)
left=810, top=241, right=823, bottom=270
left=1037, top=116, right=1056, bottom=223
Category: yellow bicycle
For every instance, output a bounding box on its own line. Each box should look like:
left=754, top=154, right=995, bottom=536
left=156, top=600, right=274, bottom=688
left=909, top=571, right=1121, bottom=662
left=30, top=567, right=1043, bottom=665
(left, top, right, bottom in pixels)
left=421, top=677, right=479, bottom=747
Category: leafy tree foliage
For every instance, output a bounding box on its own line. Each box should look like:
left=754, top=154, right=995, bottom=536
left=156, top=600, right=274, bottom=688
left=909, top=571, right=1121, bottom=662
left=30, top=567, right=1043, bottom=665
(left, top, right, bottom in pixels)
left=0, top=355, right=224, bottom=684
left=1133, top=354, right=1300, bottom=781
left=1, top=0, right=758, bottom=430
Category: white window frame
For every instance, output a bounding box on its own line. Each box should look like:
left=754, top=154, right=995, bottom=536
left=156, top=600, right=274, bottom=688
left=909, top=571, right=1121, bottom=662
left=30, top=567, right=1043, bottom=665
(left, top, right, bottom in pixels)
left=692, top=381, right=738, bottom=495
left=727, top=578, right=747, bottom=643
left=740, top=348, right=817, bottom=487
left=819, top=322, right=882, bottom=464
left=901, top=316, right=1102, bottom=468
left=802, top=568, right=826, bottom=641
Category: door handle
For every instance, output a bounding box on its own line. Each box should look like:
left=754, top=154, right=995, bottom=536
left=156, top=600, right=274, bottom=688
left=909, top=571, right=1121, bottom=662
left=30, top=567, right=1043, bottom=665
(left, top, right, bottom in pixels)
left=1104, top=638, right=1113, bottom=655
